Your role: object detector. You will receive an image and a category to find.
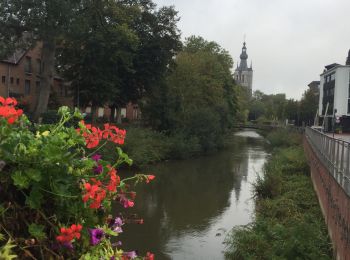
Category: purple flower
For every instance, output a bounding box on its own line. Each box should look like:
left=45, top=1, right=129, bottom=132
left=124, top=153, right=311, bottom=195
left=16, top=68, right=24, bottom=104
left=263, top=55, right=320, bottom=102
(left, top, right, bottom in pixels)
left=113, top=226, right=123, bottom=233
left=123, top=251, right=137, bottom=259
left=110, top=257, right=115, bottom=260
left=91, top=154, right=102, bottom=162
left=110, top=216, right=124, bottom=233
left=94, top=164, right=103, bottom=174
left=89, top=228, right=104, bottom=246
left=114, top=217, right=123, bottom=227
left=111, top=241, right=122, bottom=247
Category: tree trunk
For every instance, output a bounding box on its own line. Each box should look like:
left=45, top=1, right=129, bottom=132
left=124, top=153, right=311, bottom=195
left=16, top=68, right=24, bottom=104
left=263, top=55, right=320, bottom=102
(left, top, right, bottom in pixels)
left=116, top=107, right=122, bottom=124
left=110, top=106, right=116, bottom=122
left=33, top=38, right=56, bottom=121
left=91, top=105, right=97, bottom=123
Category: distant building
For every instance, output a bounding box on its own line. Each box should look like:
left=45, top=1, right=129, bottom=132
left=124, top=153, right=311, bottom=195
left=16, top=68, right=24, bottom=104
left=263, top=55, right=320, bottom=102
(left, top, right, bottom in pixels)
left=0, top=42, right=72, bottom=112
left=318, top=50, right=350, bottom=131
left=234, top=42, right=253, bottom=96
left=308, top=81, right=320, bottom=94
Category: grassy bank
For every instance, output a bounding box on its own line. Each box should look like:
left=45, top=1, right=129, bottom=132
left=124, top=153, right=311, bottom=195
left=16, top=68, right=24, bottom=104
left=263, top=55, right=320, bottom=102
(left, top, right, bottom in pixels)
left=224, top=128, right=333, bottom=259
left=99, top=126, right=206, bottom=167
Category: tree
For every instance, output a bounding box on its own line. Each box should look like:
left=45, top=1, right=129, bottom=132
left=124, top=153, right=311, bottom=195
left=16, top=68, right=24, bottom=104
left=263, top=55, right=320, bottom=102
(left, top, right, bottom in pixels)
left=58, top=0, right=181, bottom=122
left=0, top=0, right=80, bottom=120
left=148, top=36, right=238, bottom=150
left=299, top=87, right=319, bottom=126
left=57, top=0, right=139, bottom=121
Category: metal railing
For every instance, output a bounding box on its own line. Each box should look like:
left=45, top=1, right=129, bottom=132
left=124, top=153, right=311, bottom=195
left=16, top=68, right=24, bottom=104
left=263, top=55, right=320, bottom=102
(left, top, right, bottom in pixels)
left=305, top=127, right=350, bottom=196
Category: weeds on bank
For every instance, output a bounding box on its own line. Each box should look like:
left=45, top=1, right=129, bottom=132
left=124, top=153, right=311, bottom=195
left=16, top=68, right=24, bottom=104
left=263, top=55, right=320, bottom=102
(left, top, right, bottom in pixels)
left=224, top=129, right=332, bottom=259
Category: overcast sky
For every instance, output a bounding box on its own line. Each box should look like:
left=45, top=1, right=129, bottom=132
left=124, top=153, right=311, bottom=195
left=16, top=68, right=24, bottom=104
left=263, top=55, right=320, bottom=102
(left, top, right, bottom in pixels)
left=154, top=0, right=350, bottom=100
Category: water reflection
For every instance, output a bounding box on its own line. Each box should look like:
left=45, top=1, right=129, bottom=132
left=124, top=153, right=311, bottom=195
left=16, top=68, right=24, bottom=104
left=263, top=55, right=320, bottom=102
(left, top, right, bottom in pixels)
left=117, top=130, right=268, bottom=259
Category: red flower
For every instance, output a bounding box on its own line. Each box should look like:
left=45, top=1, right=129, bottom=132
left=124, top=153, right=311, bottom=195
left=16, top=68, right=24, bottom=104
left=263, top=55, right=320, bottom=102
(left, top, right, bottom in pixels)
left=56, top=224, right=82, bottom=244
left=106, top=166, right=120, bottom=192
left=0, top=97, right=23, bottom=124
left=82, top=181, right=106, bottom=209
left=77, top=121, right=126, bottom=149
left=146, top=175, right=155, bottom=183
left=146, top=252, right=155, bottom=260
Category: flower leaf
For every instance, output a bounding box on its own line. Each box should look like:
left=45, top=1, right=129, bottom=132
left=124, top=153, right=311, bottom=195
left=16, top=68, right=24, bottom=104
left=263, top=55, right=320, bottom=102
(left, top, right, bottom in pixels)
left=11, top=171, right=30, bottom=189
left=28, top=223, right=46, bottom=240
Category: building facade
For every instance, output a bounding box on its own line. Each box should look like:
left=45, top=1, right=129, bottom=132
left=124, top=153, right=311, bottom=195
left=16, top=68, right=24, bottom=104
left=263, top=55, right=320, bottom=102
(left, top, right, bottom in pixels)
left=234, top=42, right=253, bottom=96
left=318, top=50, right=350, bottom=131
left=0, top=42, right=73, bottom=112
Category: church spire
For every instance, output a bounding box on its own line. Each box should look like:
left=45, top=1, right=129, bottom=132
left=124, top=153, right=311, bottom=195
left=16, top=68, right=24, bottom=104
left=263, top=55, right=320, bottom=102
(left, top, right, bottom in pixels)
left=239, top=42, right=248, bottom=70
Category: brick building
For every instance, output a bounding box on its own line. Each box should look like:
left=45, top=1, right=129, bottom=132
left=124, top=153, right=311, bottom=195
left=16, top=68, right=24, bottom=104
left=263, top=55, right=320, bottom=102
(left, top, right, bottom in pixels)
left=0, top=42, right=73, bottom=112
left=1, top=43, right=141, bottom=122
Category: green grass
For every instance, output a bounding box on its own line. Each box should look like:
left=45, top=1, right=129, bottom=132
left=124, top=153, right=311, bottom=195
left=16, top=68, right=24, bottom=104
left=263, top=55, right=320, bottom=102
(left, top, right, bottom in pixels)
left=224, top=131, right=333, bottom=259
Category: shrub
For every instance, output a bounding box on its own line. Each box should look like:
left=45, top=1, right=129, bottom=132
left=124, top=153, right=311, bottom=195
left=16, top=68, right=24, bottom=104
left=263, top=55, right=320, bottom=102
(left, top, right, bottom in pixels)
left=0, top=98, right=155, bottom=259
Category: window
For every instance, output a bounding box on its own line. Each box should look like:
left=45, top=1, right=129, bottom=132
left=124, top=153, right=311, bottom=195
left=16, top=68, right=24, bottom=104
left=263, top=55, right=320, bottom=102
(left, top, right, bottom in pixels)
left=36, top=81, right=40, bottom=94
left=2, top=76, right=5, bottom=84
left=24, top=57, right=32, bottom=73
left=331, top=73, right=335, bottom=81
left=24, top=80, right=31, bottom=95
left=10, top=77, right=13, bottom=84
left=16, top=78, right=19, bottom=85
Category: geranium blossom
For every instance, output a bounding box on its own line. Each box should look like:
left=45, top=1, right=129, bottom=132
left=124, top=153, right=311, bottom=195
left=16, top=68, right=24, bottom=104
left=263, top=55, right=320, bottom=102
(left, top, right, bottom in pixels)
left=77, top=121, right=126, bottom=149
left=56, top=224, right=82, bottom=247
left=0, top=97, right=23, bottom=124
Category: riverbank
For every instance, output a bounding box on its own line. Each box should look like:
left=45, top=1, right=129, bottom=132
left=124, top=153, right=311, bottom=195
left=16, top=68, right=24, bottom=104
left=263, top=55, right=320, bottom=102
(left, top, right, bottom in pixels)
left=224, top=129, right=333, bottom=259
left=100, top=125, right=231, bottom=168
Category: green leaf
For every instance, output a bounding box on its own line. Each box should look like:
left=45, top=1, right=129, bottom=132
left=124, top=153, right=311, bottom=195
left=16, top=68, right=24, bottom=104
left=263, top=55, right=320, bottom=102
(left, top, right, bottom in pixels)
left=11, top=171, right=30, bottom=189
left=25, top=187, right=43, bottom=209
left=104, top=229, right=118, bottom=237
left=0, top=239, right=17, bottom=260
left=26, top=168, right=42, bottom=182
left=28, top=224, right=46, bottom=240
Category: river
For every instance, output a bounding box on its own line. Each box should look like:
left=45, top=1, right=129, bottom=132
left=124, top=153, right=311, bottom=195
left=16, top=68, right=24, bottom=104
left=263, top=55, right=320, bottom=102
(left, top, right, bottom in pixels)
left=118, top=130, right=268, bottom=259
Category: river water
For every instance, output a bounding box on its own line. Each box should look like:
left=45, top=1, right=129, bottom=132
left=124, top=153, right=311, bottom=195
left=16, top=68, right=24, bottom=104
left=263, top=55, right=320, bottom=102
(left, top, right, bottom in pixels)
left=118, top=130, right=268, bottom=259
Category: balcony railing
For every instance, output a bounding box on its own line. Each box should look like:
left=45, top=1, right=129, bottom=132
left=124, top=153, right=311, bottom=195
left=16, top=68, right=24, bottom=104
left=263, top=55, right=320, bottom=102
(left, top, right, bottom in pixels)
left=305, top=127, right=350, bottom=196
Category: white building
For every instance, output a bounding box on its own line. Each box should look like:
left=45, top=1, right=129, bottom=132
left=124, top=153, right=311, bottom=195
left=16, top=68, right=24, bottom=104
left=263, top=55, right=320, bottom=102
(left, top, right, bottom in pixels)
left=318, top=50, right=350, bottom=131
left=234, top=42, right=253, bottom=96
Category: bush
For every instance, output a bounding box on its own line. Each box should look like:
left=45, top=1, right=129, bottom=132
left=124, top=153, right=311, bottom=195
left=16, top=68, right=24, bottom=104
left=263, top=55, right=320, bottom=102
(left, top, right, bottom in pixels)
left=0, top=100, right=155, bottom=259
left=266, top=128, right=301, bottom=147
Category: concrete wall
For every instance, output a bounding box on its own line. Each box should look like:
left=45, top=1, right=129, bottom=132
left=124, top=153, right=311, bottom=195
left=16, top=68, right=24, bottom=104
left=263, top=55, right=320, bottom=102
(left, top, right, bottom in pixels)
left=304, top=138, right=350, bottom=259
left=334, top=68, right=350, bottom=116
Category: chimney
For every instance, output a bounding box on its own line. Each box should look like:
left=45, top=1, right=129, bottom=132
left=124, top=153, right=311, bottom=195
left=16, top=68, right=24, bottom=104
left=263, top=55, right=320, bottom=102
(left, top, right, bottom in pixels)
left=346, top=49, right=350, bottom=65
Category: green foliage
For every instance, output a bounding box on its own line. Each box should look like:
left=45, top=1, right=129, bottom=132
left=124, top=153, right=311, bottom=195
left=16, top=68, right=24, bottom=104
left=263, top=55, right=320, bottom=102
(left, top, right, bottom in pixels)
left=266, top=128, right=302, bottom=147
left=28, top=224, right=46, bottom=240
left=0, top=106, right=151, bottom=258
left=248, top=86, right=319, bottom=126
left=143, top=35, right=237, bottom=152
left=225, top=132, right=332, bottom=259
left=0, top=239, right=17, bottom=260
left=59, top=0, right=181, bottom=113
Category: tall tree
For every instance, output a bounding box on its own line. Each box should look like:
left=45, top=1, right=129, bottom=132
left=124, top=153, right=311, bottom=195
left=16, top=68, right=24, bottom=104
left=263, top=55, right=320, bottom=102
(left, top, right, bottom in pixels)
left=57, top=0, right=139, bottom=120
left=0, top=0, right=80, bottom=120
left=148, top=36, right=237, bottom=149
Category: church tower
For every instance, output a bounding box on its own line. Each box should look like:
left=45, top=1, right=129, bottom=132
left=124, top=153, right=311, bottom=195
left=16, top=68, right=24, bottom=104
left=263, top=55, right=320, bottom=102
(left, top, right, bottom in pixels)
left=234, top=42, right=253, bottom=96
